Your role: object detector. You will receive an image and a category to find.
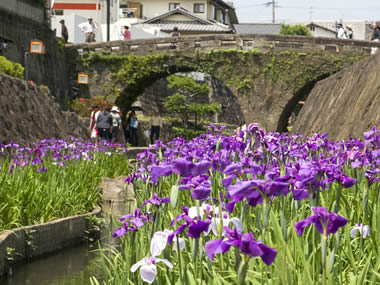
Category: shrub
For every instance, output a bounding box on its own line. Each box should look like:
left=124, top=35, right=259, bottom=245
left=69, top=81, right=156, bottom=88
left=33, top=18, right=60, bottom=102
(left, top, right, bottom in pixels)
left=279, top=24, right=312, bottom=36
left=0, top=56, right=24, bottom=79
left=71, top=97, right=114, bottom=117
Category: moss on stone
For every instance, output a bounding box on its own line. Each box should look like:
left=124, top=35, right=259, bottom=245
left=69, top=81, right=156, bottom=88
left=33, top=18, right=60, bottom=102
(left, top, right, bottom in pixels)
left=77, top=48, right=368, bottom=113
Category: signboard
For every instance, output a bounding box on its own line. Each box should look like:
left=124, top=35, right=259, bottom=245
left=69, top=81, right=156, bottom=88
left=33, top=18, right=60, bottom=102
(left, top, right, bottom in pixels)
left=30, top=40, right=45, bottom=54
left=78, top=73, right=89, bottom=84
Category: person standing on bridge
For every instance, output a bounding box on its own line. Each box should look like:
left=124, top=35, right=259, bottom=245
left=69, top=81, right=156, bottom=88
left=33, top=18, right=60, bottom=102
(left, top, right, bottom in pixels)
left=346, top=25, right=353, bottom=39
left=337, top=23, right=347, bottom=39
left=59, top=19, right=68, bottom=43
left=79, top=17, right=98, bottom=43
left=122, top=26, right=131, bottom=40
left=371, top=23, right=380, bottom=41
left=170, top=26, right=181, bottom=49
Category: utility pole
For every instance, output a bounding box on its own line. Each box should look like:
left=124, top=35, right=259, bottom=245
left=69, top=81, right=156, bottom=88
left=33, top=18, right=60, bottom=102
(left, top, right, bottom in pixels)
left=272, top=0, right=275, bottom=23
left=309, top=6, right=313, bottom=22
left=106, top=0, right=110, bottom=41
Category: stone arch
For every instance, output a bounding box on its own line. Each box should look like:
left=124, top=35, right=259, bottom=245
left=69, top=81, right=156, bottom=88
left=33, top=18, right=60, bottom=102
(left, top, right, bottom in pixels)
left=79, top=48, right=368, bottom=132
left=275, top=73, right=333, bottom=133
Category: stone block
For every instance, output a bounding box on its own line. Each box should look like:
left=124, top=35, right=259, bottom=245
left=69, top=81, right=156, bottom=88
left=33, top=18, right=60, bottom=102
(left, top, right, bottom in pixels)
left=200, top=40, right=222, bottom=48
left=101, top=176, right=135, bottom=202
left=324, top=45, right=337, bottom=52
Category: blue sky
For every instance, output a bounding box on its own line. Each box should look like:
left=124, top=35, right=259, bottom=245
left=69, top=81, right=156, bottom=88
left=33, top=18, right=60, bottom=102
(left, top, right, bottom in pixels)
left=233, top=0, right=380, bottom=23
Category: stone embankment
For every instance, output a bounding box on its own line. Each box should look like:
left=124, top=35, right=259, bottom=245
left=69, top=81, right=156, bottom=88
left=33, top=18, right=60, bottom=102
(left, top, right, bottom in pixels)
left=292, top=53, right=380, bottom=140
left=0, top=208, right=101, bottom=278
left=0, top=73, right=88, bottom=144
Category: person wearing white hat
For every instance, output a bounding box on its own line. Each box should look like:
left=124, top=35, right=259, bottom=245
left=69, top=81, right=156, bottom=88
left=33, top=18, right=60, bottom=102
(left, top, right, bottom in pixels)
left=111, top=106, right=122, bottom=143
left=79, top=16, right=98, bottom=43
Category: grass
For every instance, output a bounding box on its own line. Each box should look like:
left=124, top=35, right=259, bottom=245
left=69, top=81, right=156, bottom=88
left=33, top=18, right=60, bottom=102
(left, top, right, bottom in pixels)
left=0, top=139, right=130, bottom=232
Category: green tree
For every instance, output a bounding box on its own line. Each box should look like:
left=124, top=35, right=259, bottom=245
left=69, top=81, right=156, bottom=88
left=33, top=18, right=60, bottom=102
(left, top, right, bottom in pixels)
left=165, top=74, right=219, bottom=130
left=279, top=24, right=312, bottom=36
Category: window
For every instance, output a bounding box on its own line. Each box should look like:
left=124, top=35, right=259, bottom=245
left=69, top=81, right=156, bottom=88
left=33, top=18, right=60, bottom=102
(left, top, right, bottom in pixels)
left=193, top=3, right=205, bottom=13
left=169, top=3, right=180, bottom=11
left=309, top=25, right=315, bottom=31
left=213, top=6, right=217, bottom=20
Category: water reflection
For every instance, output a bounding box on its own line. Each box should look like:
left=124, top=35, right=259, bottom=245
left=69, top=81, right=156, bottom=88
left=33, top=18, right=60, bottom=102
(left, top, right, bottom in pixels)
left=3, top=201, right=134, bottom=285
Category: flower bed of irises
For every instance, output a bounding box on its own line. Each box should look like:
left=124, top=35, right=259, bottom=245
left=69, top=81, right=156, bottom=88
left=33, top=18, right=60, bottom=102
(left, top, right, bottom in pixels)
left=0, top=138, right=129, bottom=232
left=96, top=125, right=380, bottom=285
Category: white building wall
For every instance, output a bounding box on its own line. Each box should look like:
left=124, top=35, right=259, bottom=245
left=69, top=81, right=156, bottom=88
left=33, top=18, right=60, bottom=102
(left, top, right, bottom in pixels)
left=138, top=0, right=207, bottom=19
left=295, top=20, right=371, bottom=40
left=52, top=14, right=104, bottom=43
left=311, top=27, right=336, bottom=38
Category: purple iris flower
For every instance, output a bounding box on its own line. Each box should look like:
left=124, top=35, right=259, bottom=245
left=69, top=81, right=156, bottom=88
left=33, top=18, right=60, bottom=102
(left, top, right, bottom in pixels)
left=150, top=164, right=172, bottom=182
left=226, top=177, right=289, bottom=209
left=141, top=193, right=170, bottom=207
left=191, top=186, right=212, bottom=201
left=114, top=209, right=150, bottom=238
left=222, top=162, right=242, bottom=175
left=205, top=227, right=277, bottom=265
left=171, top=158, right=211, bottom=177
left=38, top=166, right=47, bottom=173
left=168, top=207, right=211, bottom=242
left=338, top=174, right=356, bottom=188
left=295, top=207, right=348, bottom=237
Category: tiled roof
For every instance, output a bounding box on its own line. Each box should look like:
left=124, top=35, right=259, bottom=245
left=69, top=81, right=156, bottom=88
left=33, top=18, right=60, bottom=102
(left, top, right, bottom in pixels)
left=133, top=7, right=232, bottom=33
left=133, top=22, right=231, bottom=33
left=233, top=23, right=281, bottom=35
left=143, top=7, right=211, bottom=25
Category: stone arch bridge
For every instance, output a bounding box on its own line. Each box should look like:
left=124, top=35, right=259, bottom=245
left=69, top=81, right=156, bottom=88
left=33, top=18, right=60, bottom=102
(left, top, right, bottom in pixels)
left=67, top=34, right=380, bottom=132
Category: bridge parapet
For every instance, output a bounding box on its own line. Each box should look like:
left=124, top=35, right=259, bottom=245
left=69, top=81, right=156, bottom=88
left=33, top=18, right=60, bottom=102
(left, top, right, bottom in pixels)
left=66, top=34, right=380, bottom=56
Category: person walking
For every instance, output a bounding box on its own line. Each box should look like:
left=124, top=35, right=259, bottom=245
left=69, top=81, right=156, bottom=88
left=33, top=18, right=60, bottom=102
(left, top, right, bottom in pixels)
left=170, top=26, right=180, bottom=49
left=96, top=106, right=113, bottom=141
left=59, top=19, right=69, bottom=43
left=371, top=23, right=380, bottom=41
left=111, top=106, right=122, bottom=143
left=89, top=105, right=100, bottom=144
left=337, top=23, right=347, bottom=39
left=128, top=111, right=138, bottom=146
left=122, top=26, right=131, bottom=40
left=346, top=24, right=353, bottom=39
left=150, top=111, right=162, bottom=144
left=79, top=17, right=98, bottom=43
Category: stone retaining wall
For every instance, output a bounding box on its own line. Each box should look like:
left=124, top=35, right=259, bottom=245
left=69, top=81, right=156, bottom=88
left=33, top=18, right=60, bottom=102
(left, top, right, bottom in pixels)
left=0, top=207, right=101, bottom=278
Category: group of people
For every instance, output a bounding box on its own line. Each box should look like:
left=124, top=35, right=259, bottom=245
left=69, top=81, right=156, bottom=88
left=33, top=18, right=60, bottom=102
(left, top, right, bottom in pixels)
left=89, top=105, right=122, bottom=143
left=89, top=105, right=162, bottom=146
left=337, top=23, right=354, bottom=39
left=59, top=17, right=132, bottom=43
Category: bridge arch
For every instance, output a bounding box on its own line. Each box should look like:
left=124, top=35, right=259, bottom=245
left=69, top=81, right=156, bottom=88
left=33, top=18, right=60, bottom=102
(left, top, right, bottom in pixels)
left=70, top=34, right=374, bottom=131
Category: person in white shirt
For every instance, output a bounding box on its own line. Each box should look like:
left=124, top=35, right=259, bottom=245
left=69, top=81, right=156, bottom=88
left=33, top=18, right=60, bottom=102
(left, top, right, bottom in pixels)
left=150, top=111, right=162, bottom=144
left=89, top=105, right=100, bottom=144
left=337, top=23, right=347, bottom=39
left=80, top=17, right=98, bottom=43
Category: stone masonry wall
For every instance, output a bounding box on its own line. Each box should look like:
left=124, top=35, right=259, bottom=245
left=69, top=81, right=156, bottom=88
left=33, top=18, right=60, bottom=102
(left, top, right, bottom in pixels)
left=292, top=53, right=380, bottom=140
left=0, top=73, right=88, bottom=144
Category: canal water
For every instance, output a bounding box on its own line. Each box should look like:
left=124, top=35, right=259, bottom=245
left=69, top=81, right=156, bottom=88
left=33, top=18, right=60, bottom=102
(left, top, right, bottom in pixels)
left=3, top=201, right=132, bottom=285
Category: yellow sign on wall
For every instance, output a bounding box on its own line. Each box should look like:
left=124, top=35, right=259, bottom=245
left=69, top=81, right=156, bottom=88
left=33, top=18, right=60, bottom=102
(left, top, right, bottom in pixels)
left=78, top=73, right=89, bottom=84
left=30, top=40, right=45, bottom=54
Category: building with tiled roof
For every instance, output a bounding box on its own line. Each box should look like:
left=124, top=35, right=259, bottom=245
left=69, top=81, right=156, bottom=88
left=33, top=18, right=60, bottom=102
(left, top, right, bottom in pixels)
left=51, top=0, right=238, bottom=42
left=133, top=7, right=233, bottom=35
